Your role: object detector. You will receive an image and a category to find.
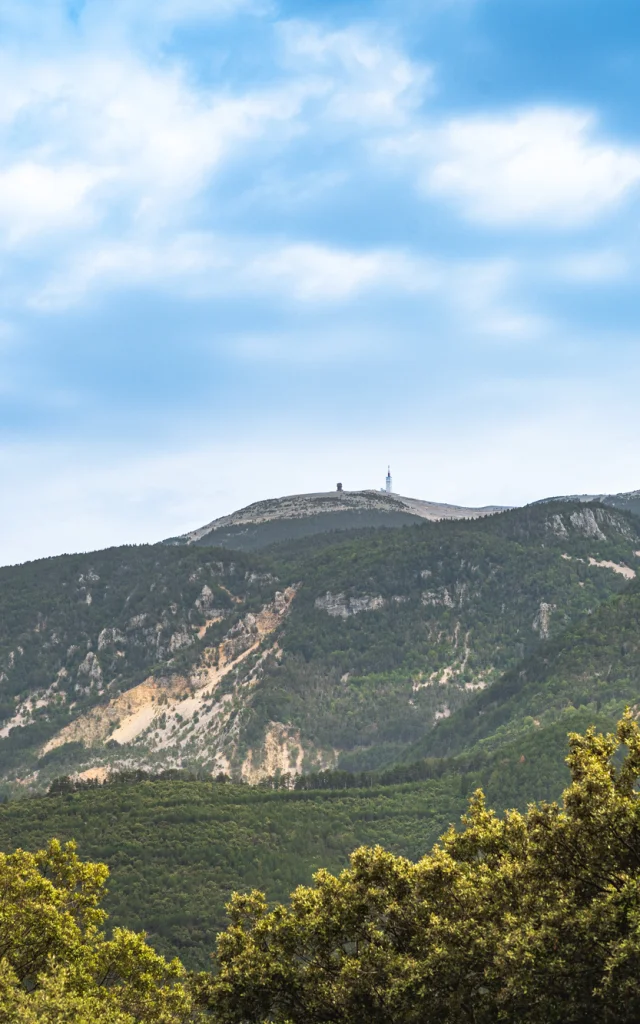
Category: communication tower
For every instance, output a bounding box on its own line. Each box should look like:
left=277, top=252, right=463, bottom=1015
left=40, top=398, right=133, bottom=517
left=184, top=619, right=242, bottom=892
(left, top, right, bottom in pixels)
left=385, top=466, right=392, bottom=493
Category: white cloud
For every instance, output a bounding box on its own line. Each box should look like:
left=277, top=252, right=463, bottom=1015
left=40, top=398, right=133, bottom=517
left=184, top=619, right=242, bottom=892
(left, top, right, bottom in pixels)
left=391, top=107, right=640, bottom=227
left=0, top=162, right=106, bottom=242
left=30, top=234, right=226, bottom=309
left=32, top=234, right=545, bottom=351
left=280, top=20, right=430, bottom=126
left=0, top=12, right=436, bottom=305
left=33, top=235, right=443, bottom=309
left=441, top=258, right=550, bottom=341
left=245, top=243, right=440, bottom=301
left=0, top=50, right=315, bottom=245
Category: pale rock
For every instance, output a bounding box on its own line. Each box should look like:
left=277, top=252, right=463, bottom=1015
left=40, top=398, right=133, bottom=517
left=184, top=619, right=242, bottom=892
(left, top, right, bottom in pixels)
left=169, top=628, right=194, bottom=652
left=98, top=627, right=125, bottom=650
left=533, top=601, right=555, bottom=640
left=569, top=509, right=606, bottom=541
left=77, top=651, right=103, bottom=686
left=315, top=592, right=385, bottom=618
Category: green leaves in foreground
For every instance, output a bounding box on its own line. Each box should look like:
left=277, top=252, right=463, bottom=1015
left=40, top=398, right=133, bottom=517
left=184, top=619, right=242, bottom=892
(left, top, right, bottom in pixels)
left=6, top=714, right=640, bottom=1022
left=0, top=839, right=200, bottom=1023
left=202, top=711, right=640, bottom=1023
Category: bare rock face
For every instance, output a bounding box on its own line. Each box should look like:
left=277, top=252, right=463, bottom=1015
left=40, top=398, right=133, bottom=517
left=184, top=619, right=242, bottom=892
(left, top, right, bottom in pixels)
left=532, top=602, right=556, bottom=640
left=195, top=584, right=222, bottom=616
left=77, top=651, right=103, bottom=687
left=547, top=514, right=569, bottom=538
left=98, top=627, right=125, bottom=651
left=422, top=589, right=455, bottom=608
left=40, top=587, right=300, bottom=776
left=545, top=507, right=634, bottom=543
left=314, top=592, right=385, bottom=618
left=569, top=509, right=607, bottom=541
left=169, top=628, right=194, bottom=653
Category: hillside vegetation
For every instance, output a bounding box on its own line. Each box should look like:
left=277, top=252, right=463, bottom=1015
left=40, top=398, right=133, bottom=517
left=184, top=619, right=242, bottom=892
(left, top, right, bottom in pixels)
left=4, top=492, right=640, bottom=1016
left=256, top=502, right=639, bottom=771
left=1, top=501, right=639, bottom=787
left=415, top=575, right=640, bottom=762
left=0, top=710, right=615, bottom=969
left=5, top=716, right=640, bottom=1022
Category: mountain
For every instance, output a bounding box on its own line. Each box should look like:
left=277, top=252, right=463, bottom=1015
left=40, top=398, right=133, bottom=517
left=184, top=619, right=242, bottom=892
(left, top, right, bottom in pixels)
left=414, top=567, right=640, bottom=762
left=4, top=492, right=640, bottom=971
left=168, top=489, right=509, bottom=550
left=541, top=487, right=640, bottom=519
left=1, top=498, right=638, bottom=791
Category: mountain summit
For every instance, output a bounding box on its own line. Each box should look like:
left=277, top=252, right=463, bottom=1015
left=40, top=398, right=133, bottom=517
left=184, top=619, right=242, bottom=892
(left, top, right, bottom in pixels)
left=170, top=489, right=509, bottom=551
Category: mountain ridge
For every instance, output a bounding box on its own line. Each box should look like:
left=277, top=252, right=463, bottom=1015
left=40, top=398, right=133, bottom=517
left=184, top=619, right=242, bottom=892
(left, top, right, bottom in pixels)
left=1, top=498, right=639, bottom=793
left=169, top=489, right=510, bottom=551
left=539, top=487, right=640, bottom=519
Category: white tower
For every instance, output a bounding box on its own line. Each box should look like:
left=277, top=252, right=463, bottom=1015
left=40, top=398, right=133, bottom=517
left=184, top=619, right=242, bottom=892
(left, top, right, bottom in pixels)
left=385, top=465, right=392, bottom=493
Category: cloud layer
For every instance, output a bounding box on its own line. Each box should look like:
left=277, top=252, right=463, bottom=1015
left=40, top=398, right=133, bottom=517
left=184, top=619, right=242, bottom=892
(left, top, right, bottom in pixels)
left=2, top=0, right=640, bottom=561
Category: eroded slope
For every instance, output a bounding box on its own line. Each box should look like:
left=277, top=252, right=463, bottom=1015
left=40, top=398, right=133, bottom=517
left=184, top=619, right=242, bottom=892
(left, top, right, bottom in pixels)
left=1, top=502, right=638, bottom=789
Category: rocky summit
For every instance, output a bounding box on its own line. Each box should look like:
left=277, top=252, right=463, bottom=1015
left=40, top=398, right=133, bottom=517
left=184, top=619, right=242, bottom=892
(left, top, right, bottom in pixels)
left=169, top=488, right=509, bottom=551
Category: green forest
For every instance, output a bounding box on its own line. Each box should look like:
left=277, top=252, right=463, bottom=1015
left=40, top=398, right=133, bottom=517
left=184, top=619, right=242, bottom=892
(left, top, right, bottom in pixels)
left=0, top=709, right=616, bottom=970
left=4, top=714, right=640, bottom=1022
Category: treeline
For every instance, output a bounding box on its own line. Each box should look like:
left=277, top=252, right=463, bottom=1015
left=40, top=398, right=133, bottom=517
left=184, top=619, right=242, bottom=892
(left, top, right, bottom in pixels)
left=48, top=766, right=231, bottom=795
left=261, top=756, right=461, bottom=791
left=46, top=748, right=493, bottom=799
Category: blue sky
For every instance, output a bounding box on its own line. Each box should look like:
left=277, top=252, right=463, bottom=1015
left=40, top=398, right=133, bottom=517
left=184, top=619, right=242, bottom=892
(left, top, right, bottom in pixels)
left=2, top=0, right=640, bottom=563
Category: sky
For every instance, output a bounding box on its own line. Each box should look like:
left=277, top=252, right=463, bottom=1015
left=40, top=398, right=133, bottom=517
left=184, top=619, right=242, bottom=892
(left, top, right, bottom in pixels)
left=2, top=0, right=640, bottom=564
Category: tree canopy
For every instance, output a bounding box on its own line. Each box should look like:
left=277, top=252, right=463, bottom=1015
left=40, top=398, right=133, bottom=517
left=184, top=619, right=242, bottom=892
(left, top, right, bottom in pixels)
left=0, top=839, right=199, bottom=1023
left=201, top=712, right=640, bottom=1023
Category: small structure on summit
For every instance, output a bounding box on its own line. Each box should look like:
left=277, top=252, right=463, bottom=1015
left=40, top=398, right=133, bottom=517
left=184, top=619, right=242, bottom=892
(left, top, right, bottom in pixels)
left=336, top=482, right=343, bottom=492
left=386, top=466, right=392, bottom=494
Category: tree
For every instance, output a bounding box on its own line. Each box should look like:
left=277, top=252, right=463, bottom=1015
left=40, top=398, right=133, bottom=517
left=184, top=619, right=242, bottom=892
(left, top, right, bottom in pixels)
left=0, top=839, right=200, bottom=1023
left=201, top=712, right=640, bottom=1023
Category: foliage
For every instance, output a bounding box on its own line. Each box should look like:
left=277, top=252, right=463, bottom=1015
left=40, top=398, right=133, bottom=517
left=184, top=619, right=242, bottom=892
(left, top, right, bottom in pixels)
left=0, top=712, right=609, bottom=969
left=0, top=838, right=199, bottom=1022
left=4, top=716, right=640, bottom=1021
left=201, top=712, right=640, bottom=1023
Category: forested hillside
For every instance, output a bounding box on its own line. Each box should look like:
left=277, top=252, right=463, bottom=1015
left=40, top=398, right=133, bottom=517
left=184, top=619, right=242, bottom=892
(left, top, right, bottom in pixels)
left=7, top=715, right=640, bottom=1023
left=255, top=501, right=640, bottom=771
left=417, top=575, right=640, bottom=761
left=0, top=709, right=605, bottom=969
left=1, top=500, right=639, bottom=789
